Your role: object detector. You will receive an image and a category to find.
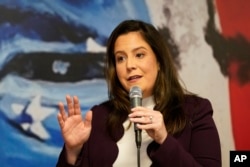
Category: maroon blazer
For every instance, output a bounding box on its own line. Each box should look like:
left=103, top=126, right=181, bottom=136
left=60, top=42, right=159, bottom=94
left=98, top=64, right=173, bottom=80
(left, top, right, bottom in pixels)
left=56, top=95, right=221, bottom=167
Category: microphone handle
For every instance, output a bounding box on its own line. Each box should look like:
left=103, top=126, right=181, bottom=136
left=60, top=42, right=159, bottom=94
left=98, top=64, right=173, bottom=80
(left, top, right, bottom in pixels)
left=135, top=126, right=142, bottom=148
left=130, top=97, right=142, bottom=148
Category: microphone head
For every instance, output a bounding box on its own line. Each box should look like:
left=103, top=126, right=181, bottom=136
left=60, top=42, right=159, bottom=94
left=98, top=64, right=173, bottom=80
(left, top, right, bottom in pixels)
left=129, top=86, right=142, bottom=98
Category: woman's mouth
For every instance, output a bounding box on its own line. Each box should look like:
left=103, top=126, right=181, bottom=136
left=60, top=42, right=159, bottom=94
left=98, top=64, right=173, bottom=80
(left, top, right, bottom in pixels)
left=128, top=75, right=142, bottom=82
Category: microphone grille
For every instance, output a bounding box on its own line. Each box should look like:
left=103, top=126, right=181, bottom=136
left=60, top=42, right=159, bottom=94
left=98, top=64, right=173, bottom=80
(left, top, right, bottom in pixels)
left=129, top=86, right=142, bottom=98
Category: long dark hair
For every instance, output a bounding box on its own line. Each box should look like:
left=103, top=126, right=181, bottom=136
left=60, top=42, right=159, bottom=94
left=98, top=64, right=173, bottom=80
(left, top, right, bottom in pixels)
left=105, top=20, right=187, bottom=139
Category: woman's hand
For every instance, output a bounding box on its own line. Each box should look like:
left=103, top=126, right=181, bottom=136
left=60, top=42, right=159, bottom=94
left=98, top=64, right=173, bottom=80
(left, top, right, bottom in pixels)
left=57, top=95, right=92, bottom=164
left=129, top=106, right=167, bottom=144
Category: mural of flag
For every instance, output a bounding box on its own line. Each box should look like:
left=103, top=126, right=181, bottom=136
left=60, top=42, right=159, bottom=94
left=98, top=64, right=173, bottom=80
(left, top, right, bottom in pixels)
left=0, top=0, right=249, bottom=166
left=215, top=0, right=250, bottom=150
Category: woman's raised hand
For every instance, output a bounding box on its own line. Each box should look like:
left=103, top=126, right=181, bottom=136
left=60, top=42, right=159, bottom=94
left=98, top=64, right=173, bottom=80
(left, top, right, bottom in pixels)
left=57, top=95, right=92, bottom=156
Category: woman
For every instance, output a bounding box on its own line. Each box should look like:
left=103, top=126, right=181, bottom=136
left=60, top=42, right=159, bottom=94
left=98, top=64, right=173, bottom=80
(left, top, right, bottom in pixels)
left=56, top=20, right=221, bottom=167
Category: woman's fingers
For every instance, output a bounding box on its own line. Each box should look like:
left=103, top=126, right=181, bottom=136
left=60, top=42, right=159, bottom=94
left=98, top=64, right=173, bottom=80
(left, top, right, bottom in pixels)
left=129, top=107, right=163, bottom=127
left=129, top=106, right=168, bottom=144
left=57, top=95, right=83, bottom=129
left=129, top=107, right=155, bottom=121
left=73, top=96, right=81, bottom=115
left=141, top=115, right=154, bottom=124
left=57, top=112, right=65, bottom=129
left=65, top=95, right=82, bottom=116
left=57, top=101, right=68, bottom=129
left=84, top=110, right=92, bottom=127
left=57, top=95, right=82, bottom=126
left=58, top=102, right=67, bottom=121
left=66, top=95, right=75, bottom=116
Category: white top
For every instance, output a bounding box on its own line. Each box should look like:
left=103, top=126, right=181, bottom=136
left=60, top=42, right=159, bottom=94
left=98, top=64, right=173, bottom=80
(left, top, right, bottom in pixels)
left=113, top=96, right=155, bottom=167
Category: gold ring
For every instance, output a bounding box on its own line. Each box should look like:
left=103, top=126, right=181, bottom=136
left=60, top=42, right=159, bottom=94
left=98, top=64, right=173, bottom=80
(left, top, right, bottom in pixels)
left=149, top=115, right=153, bottom=123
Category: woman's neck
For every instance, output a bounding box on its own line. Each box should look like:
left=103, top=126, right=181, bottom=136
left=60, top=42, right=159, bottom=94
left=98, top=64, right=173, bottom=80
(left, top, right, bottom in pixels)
left=142, top=96, right=155, bottom=108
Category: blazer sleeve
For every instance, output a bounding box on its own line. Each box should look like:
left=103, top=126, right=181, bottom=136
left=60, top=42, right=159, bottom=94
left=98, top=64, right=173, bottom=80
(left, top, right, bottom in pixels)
left=56, top=144, right=89, bottom=167
left=147, top=98, right=221, bottom=167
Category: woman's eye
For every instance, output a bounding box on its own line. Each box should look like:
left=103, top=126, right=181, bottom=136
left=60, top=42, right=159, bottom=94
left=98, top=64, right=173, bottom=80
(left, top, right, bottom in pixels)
left=116, top=55, right=126, bottom=63
left=136, top=53, right=145, bottom=58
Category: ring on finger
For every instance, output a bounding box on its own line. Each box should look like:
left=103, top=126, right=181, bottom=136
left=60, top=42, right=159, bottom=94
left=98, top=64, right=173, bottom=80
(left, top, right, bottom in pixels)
left=149, top=115, right=153, bottom=123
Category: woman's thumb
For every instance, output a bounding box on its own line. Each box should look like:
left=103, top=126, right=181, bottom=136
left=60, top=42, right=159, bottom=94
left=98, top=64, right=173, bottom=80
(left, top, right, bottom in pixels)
left=84, top=110, right=92, bottom=127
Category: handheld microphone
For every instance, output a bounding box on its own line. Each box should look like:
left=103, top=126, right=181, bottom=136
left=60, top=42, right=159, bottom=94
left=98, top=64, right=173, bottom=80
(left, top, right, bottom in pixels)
left=129, top=86, right=142, bottom=149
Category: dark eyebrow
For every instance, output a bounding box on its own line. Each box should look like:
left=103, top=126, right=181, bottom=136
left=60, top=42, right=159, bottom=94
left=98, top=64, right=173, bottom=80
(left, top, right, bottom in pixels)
left=114, top=46, right=147, bottom=55
left=114, top=50, right=124, bottom=56
left=132, top=46, right=147, bottom=52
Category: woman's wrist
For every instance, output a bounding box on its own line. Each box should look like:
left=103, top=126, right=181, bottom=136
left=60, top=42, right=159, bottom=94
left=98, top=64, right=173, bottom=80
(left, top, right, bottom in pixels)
left=65, top=145, right=82, bottom=165
left=156, top=130, right=168, bottom=144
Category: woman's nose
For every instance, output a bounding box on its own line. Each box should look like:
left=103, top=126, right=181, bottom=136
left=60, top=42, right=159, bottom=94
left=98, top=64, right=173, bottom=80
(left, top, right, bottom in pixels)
left=126, top=57, right=136, bottom=69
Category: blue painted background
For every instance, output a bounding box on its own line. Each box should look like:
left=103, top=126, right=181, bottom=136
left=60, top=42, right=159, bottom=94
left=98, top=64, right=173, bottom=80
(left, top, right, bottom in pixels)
left=0, top=0, right=151, bottom=166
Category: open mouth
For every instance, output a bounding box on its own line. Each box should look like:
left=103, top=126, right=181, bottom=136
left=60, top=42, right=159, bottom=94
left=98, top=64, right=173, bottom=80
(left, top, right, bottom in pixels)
left=128, top=75, right=142, bottom=81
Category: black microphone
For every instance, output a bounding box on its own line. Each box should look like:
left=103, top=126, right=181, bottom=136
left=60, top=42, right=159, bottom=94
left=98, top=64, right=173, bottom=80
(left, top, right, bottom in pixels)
left=129, top=86, right=142, bottom=149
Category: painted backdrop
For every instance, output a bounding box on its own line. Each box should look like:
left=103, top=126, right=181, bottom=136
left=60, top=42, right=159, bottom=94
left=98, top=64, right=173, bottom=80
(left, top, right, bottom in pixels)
left=0, top=0, right=249, bottom=167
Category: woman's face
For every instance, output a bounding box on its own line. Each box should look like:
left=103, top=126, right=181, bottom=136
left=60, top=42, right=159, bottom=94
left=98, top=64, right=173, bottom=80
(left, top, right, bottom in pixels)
left=114, top=31, right=159, bottom=98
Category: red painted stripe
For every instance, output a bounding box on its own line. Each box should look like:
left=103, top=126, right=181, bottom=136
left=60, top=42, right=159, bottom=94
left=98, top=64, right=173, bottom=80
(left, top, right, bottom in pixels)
left=215, top=0, right=250, bottom=38
left=215, top=0, right=250, bottom=149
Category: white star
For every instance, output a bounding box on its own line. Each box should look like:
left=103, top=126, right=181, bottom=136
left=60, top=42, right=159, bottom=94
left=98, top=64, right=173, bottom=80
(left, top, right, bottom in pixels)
left=11, top=94, right=55, bottom=140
